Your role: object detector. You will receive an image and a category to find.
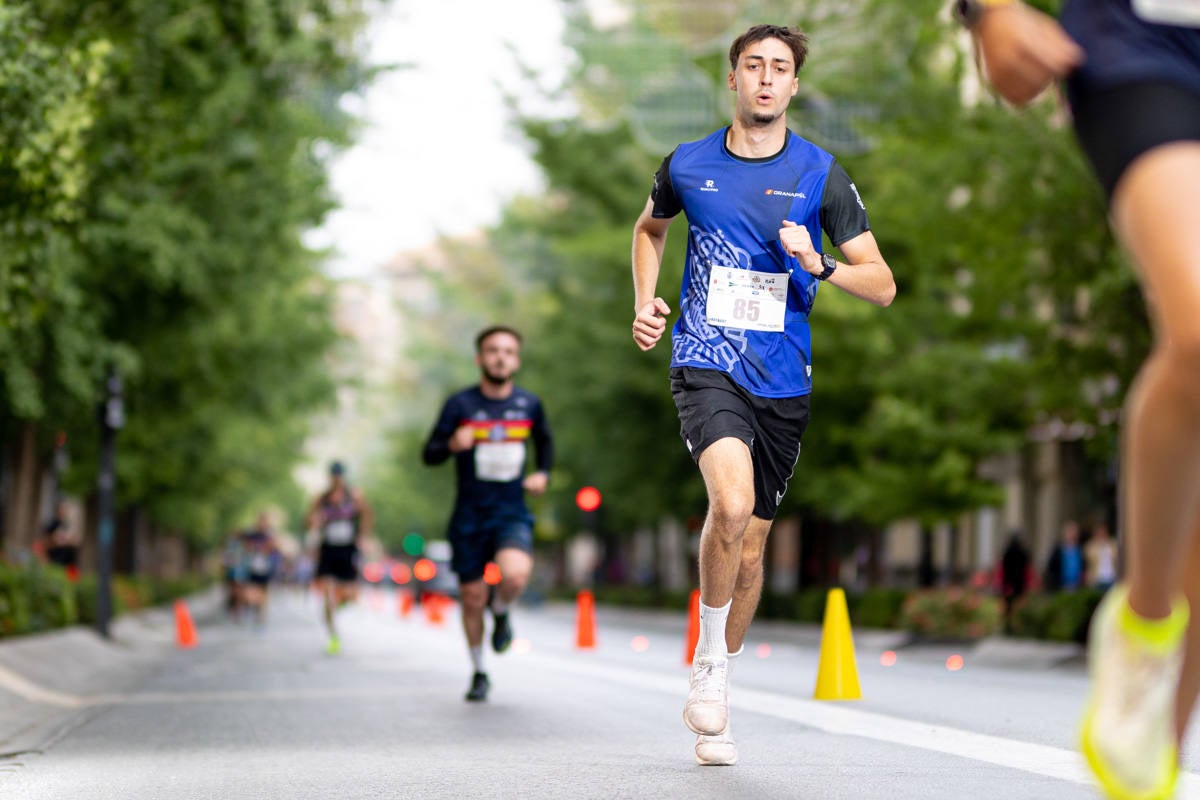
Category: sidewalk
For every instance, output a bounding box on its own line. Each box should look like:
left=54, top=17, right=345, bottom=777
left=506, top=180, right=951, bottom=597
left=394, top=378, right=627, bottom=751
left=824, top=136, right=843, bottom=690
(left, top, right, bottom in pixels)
left=0, top=588, right=222, bottom=757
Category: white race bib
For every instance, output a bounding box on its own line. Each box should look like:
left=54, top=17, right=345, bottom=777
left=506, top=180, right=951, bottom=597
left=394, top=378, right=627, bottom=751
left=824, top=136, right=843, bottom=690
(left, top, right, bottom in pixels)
left=1133, top=0, right=1200, bottom=26
left=705, top=266, right=787, bottom=333
left=249, top=553, right=271, bottom=574
left=475, top=441, right=526, bottom=482
left=324, top=519, right=355, bottom=545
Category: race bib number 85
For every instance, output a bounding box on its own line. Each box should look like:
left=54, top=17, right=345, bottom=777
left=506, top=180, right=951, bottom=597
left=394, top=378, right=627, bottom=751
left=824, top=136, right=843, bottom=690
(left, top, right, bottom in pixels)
left=706, top=266, right=787, bottom=332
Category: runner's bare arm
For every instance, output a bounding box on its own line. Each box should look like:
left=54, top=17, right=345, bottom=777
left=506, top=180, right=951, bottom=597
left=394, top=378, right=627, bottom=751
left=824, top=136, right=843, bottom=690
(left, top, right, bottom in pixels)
left=970, top=2, right=1084, bottom=106
left=632, top=197, right=674, bottom=351
left=779, top=224, right=895, bottom=307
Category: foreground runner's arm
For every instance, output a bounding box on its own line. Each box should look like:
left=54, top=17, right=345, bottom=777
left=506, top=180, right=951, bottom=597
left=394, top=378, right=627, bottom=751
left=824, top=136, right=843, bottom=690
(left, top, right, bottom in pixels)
left=631, top=196, right=674, bottom=351
left=963, top=0, right=1084, bottom=106
left=523, top=397, right=554, bottom=496
left=422, top=395, right=472, bottom=464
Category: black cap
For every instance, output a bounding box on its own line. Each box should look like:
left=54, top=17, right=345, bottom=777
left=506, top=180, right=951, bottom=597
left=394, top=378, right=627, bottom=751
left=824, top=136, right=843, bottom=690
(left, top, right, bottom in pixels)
left=329, top=460, right=346, bottom=476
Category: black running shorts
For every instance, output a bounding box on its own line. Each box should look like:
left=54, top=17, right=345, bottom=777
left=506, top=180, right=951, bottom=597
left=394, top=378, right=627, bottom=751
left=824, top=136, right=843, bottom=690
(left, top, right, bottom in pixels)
left=316, top=544, right=358, bottom=583
left=1070, top=79, right=1200, bottom=199
left=670, top=366, right=810, bottom=520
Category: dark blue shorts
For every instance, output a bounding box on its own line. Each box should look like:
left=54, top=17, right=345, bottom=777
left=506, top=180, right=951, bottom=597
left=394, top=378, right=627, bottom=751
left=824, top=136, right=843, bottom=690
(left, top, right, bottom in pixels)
left=1063, top=0, right=1200, bottom=196
left=447, top=512, right=534, bottom=583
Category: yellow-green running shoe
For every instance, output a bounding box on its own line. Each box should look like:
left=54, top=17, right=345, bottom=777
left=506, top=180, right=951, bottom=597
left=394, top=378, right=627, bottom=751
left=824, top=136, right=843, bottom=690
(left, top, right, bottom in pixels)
left=1080, top=585, right=1188, bottom=800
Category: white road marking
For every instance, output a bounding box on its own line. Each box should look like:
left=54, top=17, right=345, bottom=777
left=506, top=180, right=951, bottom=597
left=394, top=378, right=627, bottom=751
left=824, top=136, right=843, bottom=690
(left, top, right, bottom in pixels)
left=525, top=651, right=1200, bottom=796
left=0, top=665, right=87, bottom=709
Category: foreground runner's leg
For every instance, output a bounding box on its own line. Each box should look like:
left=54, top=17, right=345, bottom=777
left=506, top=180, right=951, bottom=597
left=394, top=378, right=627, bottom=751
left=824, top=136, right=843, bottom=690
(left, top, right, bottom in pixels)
left=695, top=517, right=772, bottom=765
left=460, top=579, right=490, bottom=701
left=490, top=547, right=531, bottom=654
left=684, top=438, right=755, bottom=737
left=1081, top=142, right=1200, bottom=800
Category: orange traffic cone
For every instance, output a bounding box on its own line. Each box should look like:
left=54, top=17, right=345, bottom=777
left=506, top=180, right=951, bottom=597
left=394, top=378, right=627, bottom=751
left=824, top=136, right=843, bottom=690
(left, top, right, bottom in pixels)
left=813, top=587, right=862, bottom=701
left=174, top=599, right=198, bottom=649
left=426, top=593, right=446, bottom=626
left=398, top=591, right=414, bottom=619
left=683, top=588, right=700, bottom=665
left=575, top=590, right=597, bottom=649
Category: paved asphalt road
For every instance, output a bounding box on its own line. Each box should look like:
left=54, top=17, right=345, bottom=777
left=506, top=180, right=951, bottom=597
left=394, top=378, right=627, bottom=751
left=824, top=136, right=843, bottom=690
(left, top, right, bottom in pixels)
left=3, top=587, right=1200, bottom=799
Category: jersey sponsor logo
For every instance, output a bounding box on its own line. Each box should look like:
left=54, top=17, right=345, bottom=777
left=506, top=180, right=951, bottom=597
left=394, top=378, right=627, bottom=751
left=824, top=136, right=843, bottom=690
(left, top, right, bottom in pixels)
left=765, top=189, right=806, bottom=199
left=700, top=179, right=719, bottom=193
left=849, top=182, right=865, bottom=210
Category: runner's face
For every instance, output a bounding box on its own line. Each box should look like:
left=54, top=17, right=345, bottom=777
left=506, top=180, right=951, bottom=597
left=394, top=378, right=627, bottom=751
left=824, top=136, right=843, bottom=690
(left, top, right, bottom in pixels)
left=729, top=38, right=799, bottom=127
left=476, top=332, right=521, bottom=384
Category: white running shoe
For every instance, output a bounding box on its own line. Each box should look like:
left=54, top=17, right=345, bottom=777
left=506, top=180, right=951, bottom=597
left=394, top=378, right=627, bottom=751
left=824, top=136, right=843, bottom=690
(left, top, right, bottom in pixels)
left=1080, top=585, right=1187, bottom=800
left=696, top=722, right=737, bottom=766
left=683, top=656, right=729, bottom=736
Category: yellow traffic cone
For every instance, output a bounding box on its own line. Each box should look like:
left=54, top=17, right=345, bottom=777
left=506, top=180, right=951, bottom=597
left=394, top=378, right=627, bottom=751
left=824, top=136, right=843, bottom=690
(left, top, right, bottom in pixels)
left=813, top=587, right=862, bottom=701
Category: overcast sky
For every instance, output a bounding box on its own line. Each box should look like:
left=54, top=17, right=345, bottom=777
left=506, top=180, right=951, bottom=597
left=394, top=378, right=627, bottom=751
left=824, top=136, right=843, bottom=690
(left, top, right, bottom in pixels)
left=307, top=0, right=573, bottom=279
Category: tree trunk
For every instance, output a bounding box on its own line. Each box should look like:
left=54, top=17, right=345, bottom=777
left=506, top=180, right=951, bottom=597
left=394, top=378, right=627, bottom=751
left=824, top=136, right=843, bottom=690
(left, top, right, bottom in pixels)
left=3, top=422, right=42, bottom=554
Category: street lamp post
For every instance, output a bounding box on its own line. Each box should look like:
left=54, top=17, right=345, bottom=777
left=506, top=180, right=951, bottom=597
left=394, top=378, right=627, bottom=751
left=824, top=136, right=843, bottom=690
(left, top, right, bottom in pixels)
left=95, top=367, right=124, bottom=639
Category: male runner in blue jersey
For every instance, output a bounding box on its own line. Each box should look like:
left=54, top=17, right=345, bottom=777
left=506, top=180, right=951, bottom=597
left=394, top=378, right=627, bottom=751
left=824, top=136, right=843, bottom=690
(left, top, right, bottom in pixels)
left=423, top=325, right=553, bottom=702
left=962, top=2, right=1200, bottom=797
left=631, top=24, right=896, bottom=766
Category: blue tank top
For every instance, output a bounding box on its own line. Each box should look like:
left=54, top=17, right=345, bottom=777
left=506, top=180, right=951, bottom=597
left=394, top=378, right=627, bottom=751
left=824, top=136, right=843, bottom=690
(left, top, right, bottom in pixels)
left=657, top=129, right=854, bottom=398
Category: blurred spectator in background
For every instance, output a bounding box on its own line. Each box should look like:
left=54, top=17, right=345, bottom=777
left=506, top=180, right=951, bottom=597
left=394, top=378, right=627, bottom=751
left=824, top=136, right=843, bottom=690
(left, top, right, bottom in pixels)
left=40, top=500, right=80, bottom=581
left=1044, top=519, right=1084, bottom=592
left=1085, top=520, right=1119, bottom=591
left=1000, top=531, right=1031, bottom=630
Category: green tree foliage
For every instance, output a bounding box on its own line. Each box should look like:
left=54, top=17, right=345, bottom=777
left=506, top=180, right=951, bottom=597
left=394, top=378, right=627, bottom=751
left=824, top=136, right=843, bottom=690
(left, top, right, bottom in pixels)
left=0, top=4, right=110, bottom=420
left=2, top=0, right=379, bottom=545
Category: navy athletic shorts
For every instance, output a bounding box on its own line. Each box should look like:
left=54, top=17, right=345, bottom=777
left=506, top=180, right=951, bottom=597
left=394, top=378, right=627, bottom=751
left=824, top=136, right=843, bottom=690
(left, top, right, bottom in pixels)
left=447, top=511, right=534, bottom=583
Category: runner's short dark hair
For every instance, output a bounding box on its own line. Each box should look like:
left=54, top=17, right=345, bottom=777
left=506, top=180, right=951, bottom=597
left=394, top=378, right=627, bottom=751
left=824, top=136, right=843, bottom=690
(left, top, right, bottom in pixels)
left=476, top=325, right=523, bottom=352
left=729, top=24, right=809, bottom=74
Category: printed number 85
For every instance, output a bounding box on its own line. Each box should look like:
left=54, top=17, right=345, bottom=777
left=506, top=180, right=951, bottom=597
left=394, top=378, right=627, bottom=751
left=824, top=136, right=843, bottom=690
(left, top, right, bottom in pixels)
left=732, top=299, right=760, bottom=322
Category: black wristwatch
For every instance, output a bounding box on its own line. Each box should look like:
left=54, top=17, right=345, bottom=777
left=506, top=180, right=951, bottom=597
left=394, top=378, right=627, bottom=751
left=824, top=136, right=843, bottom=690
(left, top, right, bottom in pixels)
left=954, top=0, right=1014, bottom=30
left=817, top=252, right=837, bottom=281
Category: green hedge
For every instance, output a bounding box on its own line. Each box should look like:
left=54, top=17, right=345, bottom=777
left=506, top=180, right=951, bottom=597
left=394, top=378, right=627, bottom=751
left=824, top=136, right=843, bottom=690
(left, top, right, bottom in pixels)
left=1010, top=590, right=1105, bottom=643
left=0, top=562, right=211, bottom=638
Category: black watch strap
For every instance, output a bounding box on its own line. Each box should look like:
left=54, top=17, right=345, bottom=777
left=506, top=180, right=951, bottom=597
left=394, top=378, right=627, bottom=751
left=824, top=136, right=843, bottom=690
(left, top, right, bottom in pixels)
left=817, top=252, right=837, bottom=281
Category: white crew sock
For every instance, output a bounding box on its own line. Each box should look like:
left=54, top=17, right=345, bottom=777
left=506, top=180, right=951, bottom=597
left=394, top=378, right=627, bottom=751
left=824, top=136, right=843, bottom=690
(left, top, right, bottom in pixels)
left=696, top=599, right=732, bottom=660
left=470, top=645, right=485, bottom=673
left=491, top=596, right=510, bottom=615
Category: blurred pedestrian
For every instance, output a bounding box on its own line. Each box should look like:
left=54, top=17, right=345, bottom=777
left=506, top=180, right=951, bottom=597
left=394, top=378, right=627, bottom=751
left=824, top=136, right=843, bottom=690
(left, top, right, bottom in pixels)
left=630, top=23, right=895, bottom=766
left=1000, top=531, right=1031, bottom=630
left=1044, top=519, right=1084, bottom=592
left=40, top=500, right=80, bottom=580
left=422, top=325, right=553, bottom=703
left=1085, top=521, right=1119, bottom=591
left=962, top=1, right=1199, bottom=796
left=306, top=461, right=373, bottom=655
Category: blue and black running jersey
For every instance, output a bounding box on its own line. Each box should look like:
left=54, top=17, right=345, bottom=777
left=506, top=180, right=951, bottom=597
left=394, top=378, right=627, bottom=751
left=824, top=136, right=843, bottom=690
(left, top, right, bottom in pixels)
left=651, top=127, right=870, bottom=398
left=1062, top=0, right=1200, bottom=95
left=423, top=386, right=553, bottom=518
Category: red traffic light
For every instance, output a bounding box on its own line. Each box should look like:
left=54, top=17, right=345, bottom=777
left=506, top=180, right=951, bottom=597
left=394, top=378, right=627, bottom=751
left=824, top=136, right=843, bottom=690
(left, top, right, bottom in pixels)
left=575, top=486, right=602, bottom=512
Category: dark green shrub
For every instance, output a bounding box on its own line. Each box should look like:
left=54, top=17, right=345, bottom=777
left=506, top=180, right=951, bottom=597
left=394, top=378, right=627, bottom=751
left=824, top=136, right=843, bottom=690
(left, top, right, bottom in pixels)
left=849, top=588, right=909, bottom=629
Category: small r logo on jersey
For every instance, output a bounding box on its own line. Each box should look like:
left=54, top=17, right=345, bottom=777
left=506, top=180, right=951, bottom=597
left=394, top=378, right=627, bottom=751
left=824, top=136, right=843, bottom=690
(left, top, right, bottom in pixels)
left=701, top=179, right=719, bottom=193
